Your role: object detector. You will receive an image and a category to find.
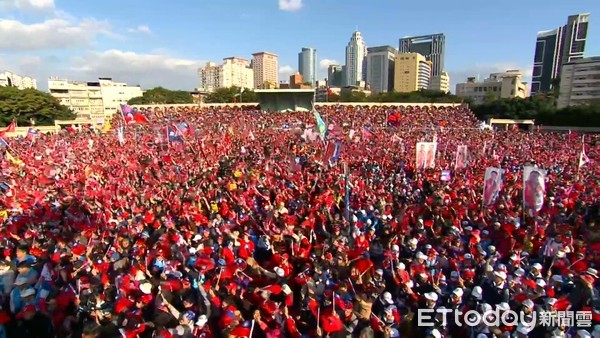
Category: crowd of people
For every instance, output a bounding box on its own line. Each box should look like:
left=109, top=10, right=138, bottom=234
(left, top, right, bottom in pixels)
left=0, top=103, right=598, bottom=338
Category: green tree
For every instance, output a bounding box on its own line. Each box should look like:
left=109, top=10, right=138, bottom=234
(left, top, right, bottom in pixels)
left=340, top=90, right=367, bottom=102
left=0, top=86, right=75, bottom=125
left=127, top=87, right=193, bottom=105
left=204, top=87, right=258, bottom=103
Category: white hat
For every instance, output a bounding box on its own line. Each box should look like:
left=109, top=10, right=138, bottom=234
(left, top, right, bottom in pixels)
left=488, top=245, right=496, bottom=252
left=497, top=302, right=510, bottom=311
left=376, top=268, right=384, bottom=275
left=195, top=314, right=208, bottom=327
left=464, top=226, right=472, bottom=231
left=424, top=292, right=438, bottom=302
left=389, top=328, right=400, bottom=338
left=547, top=298, right=557, bottom=306
left=408, top=238, right=418, bottom=245
left=536, top=279, right=547, bottom=287
left=452, top=288, right=464, bottom=298
left=514, top=268, right=526, bottom=277
left=552, top=275, right=563, bottom=283
left=193, top=234, right=202, bottom=241
left=383, top=292, right=393, bottom=304
left=532, top=263, right=543, bottom=270
left=481, top=303, right=492, bottom=313
left=274, top=267, right=285, bottom=278
left=416, top=252, right=427, bottom=260
left=464, top=253, right=472, bottom=259
left=556, top=250, right=566, bottom=258
left=392, top=245, right=400, bottom=252
left=497, top=264, right=507, bottom=271
left=431, top=329, right=442, bottom=338
left=20, top=288, right=36, bottom=298
left=397, top=262, right=406, bottom=270
left=523, top=299, right=534, bottom=308
left=471, top=286, right=483, bottom=299
left=188, top=247, right=197, bottom=255
left=493, top=271, right=507, bottom=280
left=477, top=335, right=488, bottom=338
left=281, top=284, right=292, bottom=295
left=578, top=330, right=592, bottom=338
left=140, top=282, right=153, bottom=295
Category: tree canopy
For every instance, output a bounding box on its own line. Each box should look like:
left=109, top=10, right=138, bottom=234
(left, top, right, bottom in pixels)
left=471, top=95, right=600, bottom=127
left=0, top=86, right=75, bottom=126
left=204, top=87, right=257, bottom=104
left=128, top=87, right=193, bottom=105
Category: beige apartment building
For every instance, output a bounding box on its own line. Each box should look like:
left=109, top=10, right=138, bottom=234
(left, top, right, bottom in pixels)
left=252, top=52, right=279, bottom=89
left=393, top=53, right=432, bottom=93
left=198, top=57, right=254, bottom=92
left=430, top=71, right=450, bottom=93
left=455, top=70, right=527, bottom=104
left=557, top=57, right=600, bottom=108
left=48, top=77, right=143, bottom=120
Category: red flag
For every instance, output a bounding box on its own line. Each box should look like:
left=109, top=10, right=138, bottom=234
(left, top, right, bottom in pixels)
left=133, top=114, right=149, bottom=124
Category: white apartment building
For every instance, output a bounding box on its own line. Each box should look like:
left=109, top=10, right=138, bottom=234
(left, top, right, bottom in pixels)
left=198, top=58, right=254, bottom=92
left=252, top=52, right=279, bottom=89
left=455, top=70, right=528, bottom=105
left=48, top=77, right=142, bottom=120
left=0, top=71, right=37, bottom=89
left=220, top=57, right=254, bottom=89
left=557, top=57, right=600, bottom=108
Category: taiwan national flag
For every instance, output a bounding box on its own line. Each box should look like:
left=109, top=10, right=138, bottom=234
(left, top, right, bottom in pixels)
left=387, top=111, right=403, bottom=127
left=175, top=122, right=190, bottom=136
left=166, top=126, right=183, bottom=143
left=323, top=141, right=342, bottom=166
left=229, top=320, right=253, bottom=337
left=26, top=128, right=40, bottom=140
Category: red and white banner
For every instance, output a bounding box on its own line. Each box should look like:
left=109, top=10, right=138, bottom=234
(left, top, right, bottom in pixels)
left=523, top=166, right=546, bottom=212
left=483, top=167, right=504, bottom=207
left=416, top=142, right=437, bottom=169
left=455, top=145, right=469, bottom=169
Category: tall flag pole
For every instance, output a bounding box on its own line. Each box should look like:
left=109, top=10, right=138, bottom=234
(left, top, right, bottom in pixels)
left=311, top=100, right=327, bottom=142
left=344, top=162, right=350, bottom=223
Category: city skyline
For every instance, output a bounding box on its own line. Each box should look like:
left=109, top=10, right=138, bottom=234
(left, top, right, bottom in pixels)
left=0, top=0, right=598, bottom=92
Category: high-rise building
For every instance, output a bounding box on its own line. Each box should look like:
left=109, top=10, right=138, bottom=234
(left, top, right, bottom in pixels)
left=198, top=58, right=253, bottom=92
left=327, top=65, right=343, bottom=88
left=557, top=57, right=600, bottom=108
left=298, top=48, right=317, bottom=86
left=366, top=46, right=396, bottom=94
left=430, top=72, right=451, bottom=93
left=48, top=77, right=143, bottom=119
left=455, top=70, right=528, bottom=105
left=345, top=31, right=368, bottom=86
left=0, top=71, right=37, bottom=90
left=393, top=53, right=431, bottom=93
left=399, top=34, right=445, bottom=77
left=220, top=57, right=254, bottom=89
left=198, top=62, right=220, bottom=92
left=531, top=13, right=590, bottom=94
left=252, top=52, right=279, bottom=89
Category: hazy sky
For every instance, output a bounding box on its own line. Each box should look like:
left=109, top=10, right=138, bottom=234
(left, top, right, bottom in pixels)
left=0, top=0, right=598, bottom=92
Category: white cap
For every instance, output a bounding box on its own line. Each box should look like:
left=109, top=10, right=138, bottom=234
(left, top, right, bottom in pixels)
left=556, top=250, right=566, bottom=258
left=195, top=314, right=208, bottom=327
left=536, top=279, right=547, bottom=287
left=452, top=288, right=464, bottom=298
left=140, top=282, right=153, bottom=295
left=188, top=247, right=197, bottom=255
left=281, top=284, right=292, bottom=295
left=431, top=329, right=442, bottom=338
left=193, top=234, right=202, bottom=241
left=397, top=262, right=406, bottom=270
left=392, top=245, right=400, bottom=252
left=464, top=226, right=473, bottom=231
left=408, top=238, right=418, bottom=245
left=424, top=292, right=438, bottom=302
left=514, top=268, right=526, bottom=277
left=376, top=268, right=384, bottom=275
left=481, top=303, right=493, bottom=313
left=497, top=302, right=510, bottom=311
left=274, top=267, right=285, bottom=278
left=471, top=286, right=483, bottom=299
left=416, top=252, right=427, bottom=260
left=523, top=299, right=534, bottom=308
left=464, top=253, right=472, bottom=259
left=493, top=271, right=507, bottom=280
left=547, top=298, right=557, bottom=306
left=383, top=292, right=393, bottom=304
left=533, top=263, right=543, bottom=270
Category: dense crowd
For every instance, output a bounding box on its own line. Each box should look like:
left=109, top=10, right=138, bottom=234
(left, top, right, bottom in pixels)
left=0, top=104, right=598, bottom=338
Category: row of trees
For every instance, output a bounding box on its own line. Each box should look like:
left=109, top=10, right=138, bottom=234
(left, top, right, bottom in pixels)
left=0, top=86, right=75, bottom=126
left=328, top=89, right=464, bottom=104
left=127, top=87, right=194, bottom=105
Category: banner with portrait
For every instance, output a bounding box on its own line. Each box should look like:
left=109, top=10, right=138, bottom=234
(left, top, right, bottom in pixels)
left=455, top=145, right=469, bottom=169
left=416, top=142, right=437, bottom=169
left=482, top=167, right=504, bottom=207
left=523, top=166, right=547, bottom=212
